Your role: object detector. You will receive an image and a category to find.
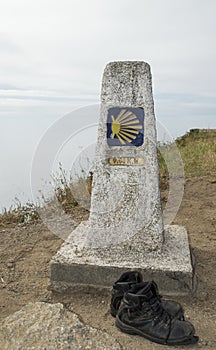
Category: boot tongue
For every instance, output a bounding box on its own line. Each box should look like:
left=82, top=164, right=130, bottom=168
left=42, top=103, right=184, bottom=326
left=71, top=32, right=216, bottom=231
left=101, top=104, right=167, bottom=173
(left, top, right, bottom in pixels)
left=117, top=271, right=142, bottom=284
left=134, top=281, right=159, bottom=300
left=128, top=281, right=151, bottom=295
left=129, top=281, right=159, bottom=299
left=136, top=281, right=153, bottom=295
left=133, top=271, right=142, bottom=283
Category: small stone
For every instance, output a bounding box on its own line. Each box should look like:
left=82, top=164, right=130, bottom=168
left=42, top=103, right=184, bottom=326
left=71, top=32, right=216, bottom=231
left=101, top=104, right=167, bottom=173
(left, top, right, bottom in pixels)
left=207, top=340, right=216, bottom=346
left=198, top=291, right=209, bottom=301
left=7, top=263, right=14, bottom=268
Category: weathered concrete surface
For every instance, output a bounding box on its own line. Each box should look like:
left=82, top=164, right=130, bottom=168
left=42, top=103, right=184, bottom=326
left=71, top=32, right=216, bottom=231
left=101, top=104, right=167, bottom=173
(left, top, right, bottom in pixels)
left=87, top=61, right=164, bottom=251
left=0, top=302, right=122, bottom=350
left=49, top=224, right=195, bottom=296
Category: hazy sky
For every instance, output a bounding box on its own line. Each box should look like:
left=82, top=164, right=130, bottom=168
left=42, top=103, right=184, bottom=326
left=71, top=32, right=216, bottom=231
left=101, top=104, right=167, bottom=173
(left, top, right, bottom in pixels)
left=1, top=0, right=216, bottom=129
left=0, top=0, right=216, bottom=208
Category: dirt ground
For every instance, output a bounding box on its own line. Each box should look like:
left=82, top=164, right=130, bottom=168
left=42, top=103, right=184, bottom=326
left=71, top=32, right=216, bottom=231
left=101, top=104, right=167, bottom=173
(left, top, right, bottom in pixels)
left=0, top=176, right=216, bottom=349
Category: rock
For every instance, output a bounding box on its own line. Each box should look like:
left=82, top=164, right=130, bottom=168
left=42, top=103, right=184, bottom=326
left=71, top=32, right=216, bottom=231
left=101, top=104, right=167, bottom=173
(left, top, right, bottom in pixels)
left=0, top=302, right=122, bottom=350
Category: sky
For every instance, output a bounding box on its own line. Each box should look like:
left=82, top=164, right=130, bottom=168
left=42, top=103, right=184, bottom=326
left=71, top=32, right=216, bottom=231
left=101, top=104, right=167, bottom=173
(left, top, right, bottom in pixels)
left=0, top=0, right=216, bottom=209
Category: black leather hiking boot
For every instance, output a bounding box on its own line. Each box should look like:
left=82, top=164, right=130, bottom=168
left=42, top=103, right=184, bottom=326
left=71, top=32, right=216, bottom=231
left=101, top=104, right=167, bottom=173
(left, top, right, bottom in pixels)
left=115, top=282, right=199, bottom=346
left=110, top=271, right=142, bottom=317
left=110, top=271, right=184, bottom=320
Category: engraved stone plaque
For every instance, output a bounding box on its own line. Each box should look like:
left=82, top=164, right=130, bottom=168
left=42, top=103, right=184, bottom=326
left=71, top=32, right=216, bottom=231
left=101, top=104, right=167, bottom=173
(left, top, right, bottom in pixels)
left=108, top=157, right=145, bottom=166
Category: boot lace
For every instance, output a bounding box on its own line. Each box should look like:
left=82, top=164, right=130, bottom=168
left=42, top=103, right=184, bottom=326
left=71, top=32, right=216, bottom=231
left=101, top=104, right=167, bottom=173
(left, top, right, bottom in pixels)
left=149, top=296, right=171, bottom=327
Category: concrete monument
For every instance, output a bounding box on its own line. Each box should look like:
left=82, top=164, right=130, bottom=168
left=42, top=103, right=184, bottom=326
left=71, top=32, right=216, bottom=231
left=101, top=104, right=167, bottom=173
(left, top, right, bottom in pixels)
left=49, top=61, right=195, bottom=295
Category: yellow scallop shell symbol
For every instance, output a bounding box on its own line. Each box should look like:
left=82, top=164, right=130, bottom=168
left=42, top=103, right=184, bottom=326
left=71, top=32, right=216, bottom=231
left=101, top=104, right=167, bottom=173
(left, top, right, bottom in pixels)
left=111, top=109, right=142, bottom=145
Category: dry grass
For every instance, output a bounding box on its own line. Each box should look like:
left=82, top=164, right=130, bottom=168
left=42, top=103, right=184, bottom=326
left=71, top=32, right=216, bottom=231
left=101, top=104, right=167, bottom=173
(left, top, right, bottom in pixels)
left=1, top=129, right=215, bottom=226
left=176, top=129, right=216, bottom=177
left=158, top=128, right=216, bottom=179
left=0, top=201, right=41, bottom=228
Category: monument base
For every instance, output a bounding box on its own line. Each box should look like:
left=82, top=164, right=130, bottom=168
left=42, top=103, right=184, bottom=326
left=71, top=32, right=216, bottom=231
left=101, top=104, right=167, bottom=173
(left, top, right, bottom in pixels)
left=49, top=223, right=196, bottom=296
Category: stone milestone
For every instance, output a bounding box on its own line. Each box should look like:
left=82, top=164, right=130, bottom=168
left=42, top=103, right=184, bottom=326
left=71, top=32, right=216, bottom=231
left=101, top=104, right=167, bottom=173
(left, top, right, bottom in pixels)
left=87, top=62, right=163, bottom=251
left=49, top=61, right=195, bottom=295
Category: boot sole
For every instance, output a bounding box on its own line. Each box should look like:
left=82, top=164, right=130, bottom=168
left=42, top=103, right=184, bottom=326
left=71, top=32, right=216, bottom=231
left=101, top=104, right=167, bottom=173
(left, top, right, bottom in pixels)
left=115, top=316, right=199, bottom=346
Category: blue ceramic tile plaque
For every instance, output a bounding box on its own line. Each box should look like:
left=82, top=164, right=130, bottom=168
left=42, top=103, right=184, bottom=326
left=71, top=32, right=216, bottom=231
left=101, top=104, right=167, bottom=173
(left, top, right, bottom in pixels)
left=107, top=107, right=144, bottom=147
